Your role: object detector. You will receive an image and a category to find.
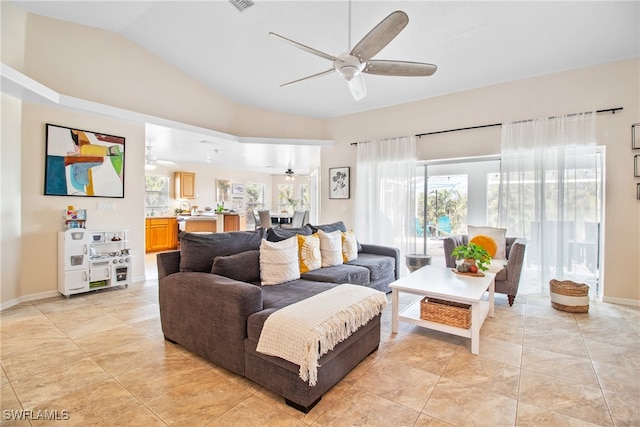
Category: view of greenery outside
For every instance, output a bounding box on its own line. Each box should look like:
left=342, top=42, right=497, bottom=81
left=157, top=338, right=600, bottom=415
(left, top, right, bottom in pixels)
left=299, top=184, right=310, bottom=210
left=486, top=168, right=600, bottom=237
left=245, top=183, right=264, bottom=210
left=277, top=184, right=297, bottom=214
left=416, top=175, right=467, bottom=237
left=145, top=175, right=169, bottom=209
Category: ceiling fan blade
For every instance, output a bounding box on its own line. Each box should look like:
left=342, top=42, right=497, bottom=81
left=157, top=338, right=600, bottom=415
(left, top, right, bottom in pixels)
left=350, top=10, right=409, bottom=62
left=156, top=159, right=177, bottom=166
left=269, top=32, right=338, bottom=62
left=364, top=60, right=437, bottom=77
left=280, top=69, right=334, bottom=87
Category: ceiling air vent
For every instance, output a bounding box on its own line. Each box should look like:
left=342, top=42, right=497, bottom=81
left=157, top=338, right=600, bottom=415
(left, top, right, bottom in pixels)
left=229, top=0, right=255, bottom=12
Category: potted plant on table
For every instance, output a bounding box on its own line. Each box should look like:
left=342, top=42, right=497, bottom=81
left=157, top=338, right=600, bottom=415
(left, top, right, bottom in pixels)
left=451, top=243, right=491, bottom=273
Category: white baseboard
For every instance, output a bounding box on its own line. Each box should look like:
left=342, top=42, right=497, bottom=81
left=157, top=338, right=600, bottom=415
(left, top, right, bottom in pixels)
left=1, top=290, right=60, bottom=311
left=602, top=296, right=640, bottom=307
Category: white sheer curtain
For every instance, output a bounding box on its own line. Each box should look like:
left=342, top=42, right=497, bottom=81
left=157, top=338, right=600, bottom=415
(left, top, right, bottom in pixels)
left=355, top=136, right=416, bottom=271
left=497, top=112, right=600, bottom=294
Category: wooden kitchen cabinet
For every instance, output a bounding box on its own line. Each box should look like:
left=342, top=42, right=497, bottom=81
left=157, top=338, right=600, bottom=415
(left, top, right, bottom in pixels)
left=145, top=218, right=178, bottom=252
left=174, top=171, right=196, bottom=199
left=223, top=213, right=247, bottom=232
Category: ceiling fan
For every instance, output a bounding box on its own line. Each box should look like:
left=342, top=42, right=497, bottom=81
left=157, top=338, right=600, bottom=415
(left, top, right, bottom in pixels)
left=145, top=146, right=176, bottom=170
left=269, top=9, right=437, bottom=101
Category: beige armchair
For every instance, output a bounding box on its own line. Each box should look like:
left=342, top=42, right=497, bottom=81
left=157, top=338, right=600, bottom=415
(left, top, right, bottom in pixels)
left=443, top=235, right=527, bottom=306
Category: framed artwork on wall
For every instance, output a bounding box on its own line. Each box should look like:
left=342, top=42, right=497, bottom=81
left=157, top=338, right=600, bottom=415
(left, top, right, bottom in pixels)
left=232, top=183, right=245, bottom=194
left=635, top=155, right=640, bottom=177
left=633, top=123, right=640, bottom=149
left=216, top=179, right=231, bottom=202
left=44, top=123, right=125, bottom=198
left=329, top=167, right=350, bottom=199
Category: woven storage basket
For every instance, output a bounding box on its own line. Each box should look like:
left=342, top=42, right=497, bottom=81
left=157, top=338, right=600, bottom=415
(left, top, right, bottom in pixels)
left=549, top=279, right=589, bottom=313
left=420, top=297, right=471, bottom=328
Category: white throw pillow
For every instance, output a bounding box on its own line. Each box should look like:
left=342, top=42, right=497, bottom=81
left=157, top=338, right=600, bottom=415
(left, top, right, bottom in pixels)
left=260, top=236, right=300, bottom=285
left=468, top=225, right=507, bottom=260
left=342, top=230, right=358, bottom=262
left=318, top=229, right=343, bottom=267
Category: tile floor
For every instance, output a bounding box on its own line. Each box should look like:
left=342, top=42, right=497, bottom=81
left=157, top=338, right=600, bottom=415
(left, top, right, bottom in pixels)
left=1, top=256, right=638, bottom=426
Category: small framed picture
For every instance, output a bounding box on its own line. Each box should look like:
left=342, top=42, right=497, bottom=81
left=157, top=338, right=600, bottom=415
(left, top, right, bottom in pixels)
left=635, top=155, right=640, bottom=177
left=633, top=123, right=640, bottom=149
left=329, top=167, right=350, bottom=199
left=637, top=183, right=640, bottom=200
left=232, top=183, right=245, bottom=194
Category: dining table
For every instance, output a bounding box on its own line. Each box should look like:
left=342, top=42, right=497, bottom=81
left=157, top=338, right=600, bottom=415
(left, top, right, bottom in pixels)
left=270, top=212, right=292, bottom=225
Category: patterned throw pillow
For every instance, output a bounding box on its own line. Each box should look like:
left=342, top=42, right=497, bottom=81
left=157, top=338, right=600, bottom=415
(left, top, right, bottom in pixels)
left=318, top=229, right=343, bottom=267
left=298, top=233, right=321, bottom=273
left=468, top=226, right=507, bottom=260
left=259, top=236, right=300, bottom=285
left=342, top=230, right=358, bottom=262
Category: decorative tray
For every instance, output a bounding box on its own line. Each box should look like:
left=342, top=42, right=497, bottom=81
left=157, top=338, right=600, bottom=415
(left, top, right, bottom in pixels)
left=451, top=269, right=485, bottom=277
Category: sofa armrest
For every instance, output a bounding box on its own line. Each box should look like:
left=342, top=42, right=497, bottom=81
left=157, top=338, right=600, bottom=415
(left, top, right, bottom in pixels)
left=157, top=250, right=180, bottom=280
left=159, top=272, right=263, bottom=375
left=443, top=235, right=468, bottom=268
left=359, top=244, right=401, bottom=280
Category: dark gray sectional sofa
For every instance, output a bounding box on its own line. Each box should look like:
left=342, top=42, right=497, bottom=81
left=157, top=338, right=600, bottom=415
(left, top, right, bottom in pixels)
left=157, top=222, right=400, bottom=412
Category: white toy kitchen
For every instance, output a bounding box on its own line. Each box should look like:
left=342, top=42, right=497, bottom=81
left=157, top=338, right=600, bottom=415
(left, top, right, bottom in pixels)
left=58, top=228, right=131, bottom=297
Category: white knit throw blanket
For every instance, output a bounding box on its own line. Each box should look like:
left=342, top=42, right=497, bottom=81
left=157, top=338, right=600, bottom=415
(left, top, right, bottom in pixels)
left=256, top=284, right=387, bottom=386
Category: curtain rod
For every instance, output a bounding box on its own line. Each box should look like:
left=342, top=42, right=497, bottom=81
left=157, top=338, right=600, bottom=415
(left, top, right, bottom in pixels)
left=350, top=107, right=623, bottom=145
left=415, top=107, right=623, bottom=138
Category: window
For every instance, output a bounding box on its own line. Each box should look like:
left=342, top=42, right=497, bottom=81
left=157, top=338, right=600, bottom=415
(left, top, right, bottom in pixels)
left=145, top=175, right=169, bottom=209
left=277, top=184, right=296, bottom=213
left=245, top=183, right=264, bottom=210
left=299, top=184, right=310, bottom=210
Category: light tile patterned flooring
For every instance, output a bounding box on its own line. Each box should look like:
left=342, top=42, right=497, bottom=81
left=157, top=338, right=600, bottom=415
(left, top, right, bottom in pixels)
left=1, top=256, right=638, bottom=426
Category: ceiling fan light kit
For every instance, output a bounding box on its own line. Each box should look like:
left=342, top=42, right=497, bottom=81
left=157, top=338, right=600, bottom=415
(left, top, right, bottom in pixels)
left=270, top=10, right=437, bottom=101
left=285, top=168, right=295, bottom=181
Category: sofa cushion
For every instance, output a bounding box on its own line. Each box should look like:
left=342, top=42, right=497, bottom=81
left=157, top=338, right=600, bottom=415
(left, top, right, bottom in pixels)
left=342, top=230, right=358, bottom=262
left=310, top=221, right=347, bottom=233
left=179, top=230, right=264, bottom=273
left=260, top=236, right=300, bottom=286
left=318, top=229, right=343, bottom=267
left=298, top=233, right=321, bottom=273
left=347, top=253, right=395, bottom=281
left=300, top=264, right=370, bottom=286
left=266, top=224, right=313, bottom=242
left=211, top=250, right=260, bottom=283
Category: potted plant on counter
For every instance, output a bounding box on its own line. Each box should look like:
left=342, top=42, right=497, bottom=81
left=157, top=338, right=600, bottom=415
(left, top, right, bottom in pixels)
left=451, top=243, right=491, bottom=273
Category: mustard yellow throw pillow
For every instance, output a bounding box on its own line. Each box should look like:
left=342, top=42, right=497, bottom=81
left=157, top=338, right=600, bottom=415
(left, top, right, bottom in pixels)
left=342, top=230, right=358, bottom=262
left=298, top=233, right=321, bottom=273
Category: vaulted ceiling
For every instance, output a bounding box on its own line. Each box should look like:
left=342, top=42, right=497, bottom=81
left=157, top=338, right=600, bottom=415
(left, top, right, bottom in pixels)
left=10, top=1, right=639, bottom=172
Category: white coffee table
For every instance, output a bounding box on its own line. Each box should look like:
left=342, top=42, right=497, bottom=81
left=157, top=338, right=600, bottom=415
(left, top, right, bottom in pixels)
left=391, top=265, right=495, bottom=354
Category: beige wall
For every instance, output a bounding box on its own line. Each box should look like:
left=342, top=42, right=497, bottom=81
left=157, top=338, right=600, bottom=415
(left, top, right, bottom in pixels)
left=1, top=6, right=638, bottom=305
left=323, top=59, right=640, bottom=304
left=1, top=94, right=23, bottom=304
left=19, top=103, right=147, bottom=299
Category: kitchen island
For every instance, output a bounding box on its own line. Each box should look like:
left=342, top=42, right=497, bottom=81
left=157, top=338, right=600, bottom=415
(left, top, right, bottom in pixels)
left=178, top=212, right=246, bottom=233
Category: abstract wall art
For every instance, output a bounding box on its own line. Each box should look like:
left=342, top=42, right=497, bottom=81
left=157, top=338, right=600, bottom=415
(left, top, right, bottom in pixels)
left=44, top=123, right=125, bottom=198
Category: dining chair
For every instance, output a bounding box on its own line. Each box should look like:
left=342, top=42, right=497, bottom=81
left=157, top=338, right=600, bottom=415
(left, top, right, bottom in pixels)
left=281, top=210, right=305, bottom=229
left=258, top=210, right=277, bottom=229
left=250, top=209, right=261, bottom=229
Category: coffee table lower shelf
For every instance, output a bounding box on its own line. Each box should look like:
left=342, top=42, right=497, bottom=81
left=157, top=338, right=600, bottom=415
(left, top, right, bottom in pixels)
left=398, top=297, right=491, bottom=338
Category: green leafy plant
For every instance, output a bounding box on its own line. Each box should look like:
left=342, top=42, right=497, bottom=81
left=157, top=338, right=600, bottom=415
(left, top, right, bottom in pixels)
left=451, top=243, right=492, bottom=271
